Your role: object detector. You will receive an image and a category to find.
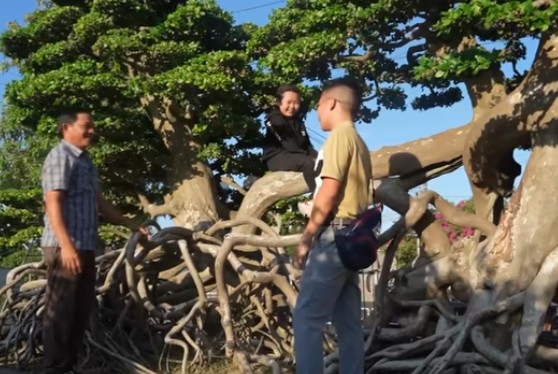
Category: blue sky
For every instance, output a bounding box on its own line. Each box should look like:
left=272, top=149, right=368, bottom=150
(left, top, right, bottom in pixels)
left=0, top=0, right=534, bottom=224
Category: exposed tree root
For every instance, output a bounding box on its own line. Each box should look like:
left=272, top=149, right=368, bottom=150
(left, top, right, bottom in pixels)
left=0, top=219, right=305, bottom=373
left=3, top=184, right=558, bottom=374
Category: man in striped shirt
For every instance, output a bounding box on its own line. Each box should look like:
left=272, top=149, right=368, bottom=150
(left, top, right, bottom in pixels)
left=41, top=110, right=147, bottom=374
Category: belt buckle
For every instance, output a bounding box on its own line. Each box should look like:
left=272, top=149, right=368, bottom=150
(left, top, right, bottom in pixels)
left=333, top=218, right=345, bottom=229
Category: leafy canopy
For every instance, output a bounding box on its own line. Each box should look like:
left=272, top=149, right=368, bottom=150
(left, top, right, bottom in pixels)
left=1, top=0, right=557, bottom=262
left=0, top=0, right=277, bottom=261
left=0, top=0, right=282, bottom=204
left=251, top=0, right=557, bottom=117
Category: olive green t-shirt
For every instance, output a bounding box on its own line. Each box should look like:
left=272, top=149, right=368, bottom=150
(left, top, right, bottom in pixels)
left=314, top=121, right=372, bottom=219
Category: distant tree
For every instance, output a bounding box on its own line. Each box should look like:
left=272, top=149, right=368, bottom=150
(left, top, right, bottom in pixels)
left=0, top=0, right=280, bottom=235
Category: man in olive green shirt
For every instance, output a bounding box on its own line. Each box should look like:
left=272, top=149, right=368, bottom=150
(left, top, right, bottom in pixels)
left=293, top=78, right=371, bottom=374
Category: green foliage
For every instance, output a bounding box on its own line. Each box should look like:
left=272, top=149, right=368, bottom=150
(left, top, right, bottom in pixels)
left=1, top=6, right=83, bottom=60
left=253, top=0, right=557, bottom=117
left=413, top=49, right=501, bottom=81
left=1, top=247, right=43, bottom=268
left=264, top=196, right=308, bottom=255
left=0, top=0, right=278, bottom=261
left=0, top=0, right=271, bottom=212
left=260, top=194, right=307, bottom=236
left=0, top=189, right=43, bottom=266
left=434, top=0, right=558, bottom=37
left=395, top=236, right=419, bottom=269
left=1, top=0, right=555, bottom=262
left=269, top=197, right=308, bottom=236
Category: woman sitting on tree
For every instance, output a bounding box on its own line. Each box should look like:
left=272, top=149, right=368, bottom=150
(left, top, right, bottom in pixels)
left=262, top=84, right=317, bottom=216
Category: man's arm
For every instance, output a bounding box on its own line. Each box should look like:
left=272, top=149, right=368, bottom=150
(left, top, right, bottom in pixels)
left=97, top=191, right=140, bottom=230
left=294, top=177, right=342, bottom=268
left=304, top=128, right=352, bottom=238
left=294, top=128, right=352, bottom=269
left=42, top=150, right=82, bottom=274
left=302, top=177, right=342, bottom=240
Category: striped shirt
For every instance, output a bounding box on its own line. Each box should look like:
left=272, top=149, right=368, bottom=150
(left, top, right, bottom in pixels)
left=41, top=140, right=99, bottom=250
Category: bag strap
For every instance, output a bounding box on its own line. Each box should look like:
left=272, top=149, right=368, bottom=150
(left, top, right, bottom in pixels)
left=371, top=177, right=383, bottom=211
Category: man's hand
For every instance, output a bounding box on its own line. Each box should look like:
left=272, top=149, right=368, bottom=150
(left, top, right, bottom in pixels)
left=60, top=245, right=81, bottom=275
left=128, top=222, right=151, bottom=246
left=294, top=236, right=312, bottom=269
left=137, top=225, right=150, bottom=246
left=137, top=226, right=149, bottom=237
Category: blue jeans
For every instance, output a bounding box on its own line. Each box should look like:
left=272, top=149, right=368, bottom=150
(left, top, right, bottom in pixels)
left=293, top=227, right=364, bottom=374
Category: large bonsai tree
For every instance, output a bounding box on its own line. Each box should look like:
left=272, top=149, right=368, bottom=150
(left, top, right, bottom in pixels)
left=2, top=0, right=558, bottom=372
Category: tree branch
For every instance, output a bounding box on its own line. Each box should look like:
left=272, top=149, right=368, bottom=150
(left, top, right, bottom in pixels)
left=412, top=190, right=497, bottom=237
left=233, top=171, right=307, bottom=234
left=376, top=178, right=451, bottom=258
left=382, top=23, right=428, bottom=50
left=138, top=194, right=173, bottom=217
left=378, top=306, right=433, bottom=341
left=341, top=22, right=427, bottom=62
left=370, top=123, right=469, bottom=180
left=516, top=247, right=558, bottom=362
left=221, top=175, right=247, bottom=196
left=534, top=0, right=553, bottom=9
left=406, top=44, right=426, bottom=65
left=339, top=49, right=374, bottom=62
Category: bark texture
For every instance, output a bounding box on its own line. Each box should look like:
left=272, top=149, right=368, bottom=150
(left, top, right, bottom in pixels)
left=3, top=26, right=558, bottom=374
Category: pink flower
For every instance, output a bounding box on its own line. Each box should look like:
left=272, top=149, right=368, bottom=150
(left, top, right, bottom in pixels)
left=462, top=228, right=474, bottom=237
left=431, top=199, right=478, bottom=242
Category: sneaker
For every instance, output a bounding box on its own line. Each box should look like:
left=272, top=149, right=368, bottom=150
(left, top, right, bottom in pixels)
left=298, top=200, right=313, bottom=217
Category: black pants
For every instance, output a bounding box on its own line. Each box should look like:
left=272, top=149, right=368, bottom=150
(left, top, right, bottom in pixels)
left=267, top=153, right=317, bottom=194
left=42, top=247, right=96, bottom=374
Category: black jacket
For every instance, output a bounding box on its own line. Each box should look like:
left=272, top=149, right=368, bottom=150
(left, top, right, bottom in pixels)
left=262, top=108, right=315, bottom=161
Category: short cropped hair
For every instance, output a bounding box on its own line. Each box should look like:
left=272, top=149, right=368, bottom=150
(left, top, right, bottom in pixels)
left=321, top=77, right=363, bottom=116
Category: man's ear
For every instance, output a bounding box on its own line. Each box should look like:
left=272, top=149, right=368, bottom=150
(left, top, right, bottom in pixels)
left=328, top=98, right=337, bottom=111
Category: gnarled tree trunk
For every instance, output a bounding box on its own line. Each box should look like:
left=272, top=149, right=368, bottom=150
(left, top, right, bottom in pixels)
left=367, top=30, right=558, bottom=373
left=138, top=97, right=225, bottom=229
